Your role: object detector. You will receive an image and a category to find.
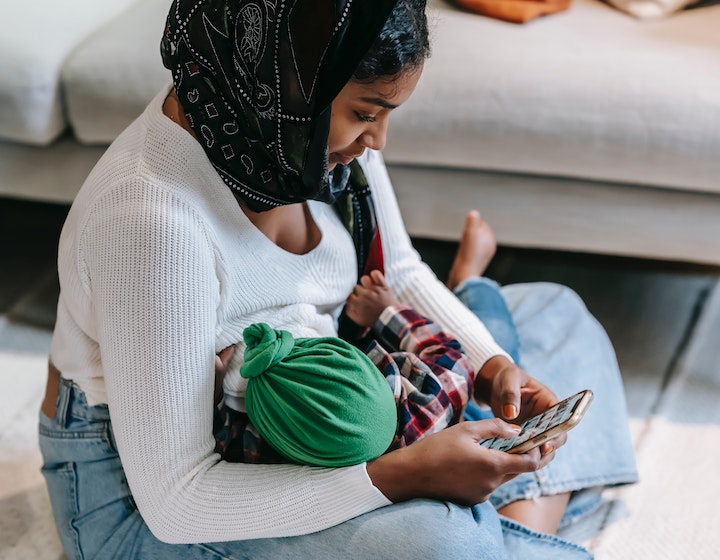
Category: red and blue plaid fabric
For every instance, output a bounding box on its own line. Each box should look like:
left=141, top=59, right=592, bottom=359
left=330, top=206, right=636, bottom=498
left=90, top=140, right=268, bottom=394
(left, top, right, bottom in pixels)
left=213, top=305, right=475, bottom=463
left=366, top=305, right=475, bottom=450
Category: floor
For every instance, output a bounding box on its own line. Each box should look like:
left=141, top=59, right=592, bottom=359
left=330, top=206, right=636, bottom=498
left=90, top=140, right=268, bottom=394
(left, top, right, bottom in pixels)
left=1, top=197, right=719, bottom=559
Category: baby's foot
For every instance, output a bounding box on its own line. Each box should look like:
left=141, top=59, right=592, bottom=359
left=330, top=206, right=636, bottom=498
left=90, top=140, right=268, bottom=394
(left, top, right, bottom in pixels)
left=346, top=270, right=398, bottom=328
left=446, top=210, right=497, bottom=292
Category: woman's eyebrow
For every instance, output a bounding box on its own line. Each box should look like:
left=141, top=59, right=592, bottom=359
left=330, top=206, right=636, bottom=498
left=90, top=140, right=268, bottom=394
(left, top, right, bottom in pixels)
left=360, top=96, right=398, bottom=110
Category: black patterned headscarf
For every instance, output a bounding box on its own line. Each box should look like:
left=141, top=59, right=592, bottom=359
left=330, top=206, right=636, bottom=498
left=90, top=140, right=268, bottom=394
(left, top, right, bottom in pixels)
left=161, top=0, right=397, bottom=212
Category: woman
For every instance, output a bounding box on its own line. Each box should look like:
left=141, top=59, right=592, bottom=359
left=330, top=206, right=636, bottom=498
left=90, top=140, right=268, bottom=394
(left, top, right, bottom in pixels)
left=39, top=0, right=637, bottom=558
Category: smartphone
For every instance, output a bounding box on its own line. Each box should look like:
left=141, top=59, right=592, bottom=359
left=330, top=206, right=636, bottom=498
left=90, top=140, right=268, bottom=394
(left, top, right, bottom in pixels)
left=479, top=389, right=593, bottom=454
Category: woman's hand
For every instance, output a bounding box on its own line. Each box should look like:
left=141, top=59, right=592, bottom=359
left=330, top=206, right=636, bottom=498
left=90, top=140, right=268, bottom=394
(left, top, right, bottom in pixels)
left=367, top=418, right=555, bottom=505
left=475, top=355, right=567, bottom=455
left=214, top=345, right=235, bottom=406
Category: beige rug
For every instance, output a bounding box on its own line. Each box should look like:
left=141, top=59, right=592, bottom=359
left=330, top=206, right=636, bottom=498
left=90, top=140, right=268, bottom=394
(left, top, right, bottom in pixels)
left=0, top=324, right=64, bottom=560
left=591, top=282, right=720, bottom=559
left=2, top=280, right=719, bottom=559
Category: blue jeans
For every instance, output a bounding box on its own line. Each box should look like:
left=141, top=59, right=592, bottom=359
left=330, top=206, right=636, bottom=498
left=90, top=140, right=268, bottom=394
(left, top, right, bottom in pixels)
left=455, top=277, right=520, bottom=423
left=454, top=276, right=521, bottom=364
left=39, top=281, right=637, bottom=559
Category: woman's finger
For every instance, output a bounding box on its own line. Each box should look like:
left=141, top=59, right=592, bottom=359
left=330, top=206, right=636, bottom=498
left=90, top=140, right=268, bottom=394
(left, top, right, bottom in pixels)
left=497, top=368, right=523, bottom=421
left=463, top=417, right=521, bottom=441
left=540, top=430, right=567, bottom=454
left=500, top=447, right=545, bottom=474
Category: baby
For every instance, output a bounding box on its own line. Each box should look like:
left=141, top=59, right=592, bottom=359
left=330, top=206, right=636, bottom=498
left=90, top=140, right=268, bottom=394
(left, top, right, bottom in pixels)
left=214, top=213, right=518, bottom=466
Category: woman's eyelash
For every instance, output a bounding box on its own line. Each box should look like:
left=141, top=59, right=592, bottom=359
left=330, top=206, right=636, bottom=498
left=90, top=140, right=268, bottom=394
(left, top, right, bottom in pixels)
left=355, top=112, right=376, bottom=123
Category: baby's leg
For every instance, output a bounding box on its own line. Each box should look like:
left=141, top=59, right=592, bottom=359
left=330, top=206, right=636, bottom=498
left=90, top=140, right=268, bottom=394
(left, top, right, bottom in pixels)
left=446, top=210, right=497, bottom=292
left=446, top=211, right=519, bottom=361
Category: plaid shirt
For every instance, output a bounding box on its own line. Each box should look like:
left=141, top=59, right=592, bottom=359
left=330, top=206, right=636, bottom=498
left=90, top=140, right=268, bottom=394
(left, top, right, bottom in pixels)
left=364, top=305, right=474, bottom=450
left=214, top=305, right=475, bottom=463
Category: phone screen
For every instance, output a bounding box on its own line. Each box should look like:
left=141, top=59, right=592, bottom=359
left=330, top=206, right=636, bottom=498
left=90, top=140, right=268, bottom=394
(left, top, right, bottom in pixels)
left=479, top=389, right=592, bottom=454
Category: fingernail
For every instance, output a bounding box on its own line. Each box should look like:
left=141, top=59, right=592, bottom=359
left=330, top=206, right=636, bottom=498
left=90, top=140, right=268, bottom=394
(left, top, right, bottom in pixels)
left=503, top=404, right=517, bottom=419
left=544, top=443, right=554, bottom=454
left=509, top=423, right=521, bottom=431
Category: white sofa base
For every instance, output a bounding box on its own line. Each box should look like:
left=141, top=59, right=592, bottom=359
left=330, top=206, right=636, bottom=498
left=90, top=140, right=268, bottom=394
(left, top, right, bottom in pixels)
left=389, top=164, right=720, bottom=266
left=3, top=139, right=719, bottom=267
left=0, top=139, right=105, bottom=204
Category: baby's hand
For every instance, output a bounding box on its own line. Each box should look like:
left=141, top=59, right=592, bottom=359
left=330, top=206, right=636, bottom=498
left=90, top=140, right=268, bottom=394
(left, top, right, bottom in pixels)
left=345, top=270, right=399, bottom=328
left=214, top=345, right=235, bottom=406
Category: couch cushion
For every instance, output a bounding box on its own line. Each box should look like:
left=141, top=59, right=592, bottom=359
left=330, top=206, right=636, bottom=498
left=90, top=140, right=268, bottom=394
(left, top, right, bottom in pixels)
left=605, top=0, right=701, bottom=20
left=0, top=0, right=139, bottom=146
left=62, top=0, right=173, bottom=145
left=384, top=0, right=720, bottom=194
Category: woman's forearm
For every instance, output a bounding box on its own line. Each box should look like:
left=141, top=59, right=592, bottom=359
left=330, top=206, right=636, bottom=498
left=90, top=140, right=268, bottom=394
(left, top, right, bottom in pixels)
left=366, top=420, right=549, bottom=507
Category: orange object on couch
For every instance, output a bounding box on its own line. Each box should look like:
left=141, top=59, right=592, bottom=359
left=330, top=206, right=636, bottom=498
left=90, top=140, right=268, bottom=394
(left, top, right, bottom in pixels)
left=451, top=0, right=572, bottom=23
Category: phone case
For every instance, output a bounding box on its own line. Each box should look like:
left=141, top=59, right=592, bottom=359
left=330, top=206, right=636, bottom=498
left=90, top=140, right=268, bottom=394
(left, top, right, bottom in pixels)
left=480, top=389, right=594, bottom=454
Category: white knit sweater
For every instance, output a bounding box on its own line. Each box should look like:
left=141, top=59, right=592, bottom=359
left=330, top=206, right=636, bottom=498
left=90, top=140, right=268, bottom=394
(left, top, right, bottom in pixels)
left=50, top=85, right=505, bottom=544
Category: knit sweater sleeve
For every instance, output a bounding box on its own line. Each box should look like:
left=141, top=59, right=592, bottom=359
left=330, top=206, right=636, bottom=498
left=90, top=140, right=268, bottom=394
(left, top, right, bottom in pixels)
left=359, top=150, right=511, bottom=372
left=80, top=182, right=389, bottom=544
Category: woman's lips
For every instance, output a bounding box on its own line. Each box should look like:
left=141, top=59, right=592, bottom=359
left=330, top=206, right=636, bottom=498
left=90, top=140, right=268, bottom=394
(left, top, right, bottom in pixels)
left=330, top=152, right=362, bottom=166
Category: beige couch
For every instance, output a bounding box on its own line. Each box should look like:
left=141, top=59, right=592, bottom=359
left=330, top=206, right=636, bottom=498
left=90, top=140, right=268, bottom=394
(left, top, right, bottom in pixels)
left=2, top=0, right=719, bottom=264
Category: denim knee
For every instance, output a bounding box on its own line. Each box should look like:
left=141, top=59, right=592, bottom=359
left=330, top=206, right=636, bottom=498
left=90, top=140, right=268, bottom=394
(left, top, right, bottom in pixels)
left=454, top=276, right=520, bottom=362
left=545, top=283, right=589, bottom=313
left=517, top=282, right=589, bottom=317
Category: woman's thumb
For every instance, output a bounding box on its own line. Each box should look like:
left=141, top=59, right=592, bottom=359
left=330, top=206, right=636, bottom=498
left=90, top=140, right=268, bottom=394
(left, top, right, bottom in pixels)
left=498, top=373, right=522, bottom=421
left=466, top=417, right=521, bottom=441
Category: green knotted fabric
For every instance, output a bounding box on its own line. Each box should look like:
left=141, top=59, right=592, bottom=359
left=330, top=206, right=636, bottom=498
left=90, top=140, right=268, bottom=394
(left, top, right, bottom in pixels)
left=240, top=323, right=397, bottom=467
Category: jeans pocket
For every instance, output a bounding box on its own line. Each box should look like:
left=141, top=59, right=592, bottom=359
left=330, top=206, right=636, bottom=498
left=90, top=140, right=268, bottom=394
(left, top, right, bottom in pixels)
left=40, top=439, right=133, bottom=560
left=41, top=462, right=81, bottom=560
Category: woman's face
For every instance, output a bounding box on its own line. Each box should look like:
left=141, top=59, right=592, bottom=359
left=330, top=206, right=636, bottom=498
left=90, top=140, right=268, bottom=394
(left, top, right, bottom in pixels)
left=327, top=65, right=423, bottom=170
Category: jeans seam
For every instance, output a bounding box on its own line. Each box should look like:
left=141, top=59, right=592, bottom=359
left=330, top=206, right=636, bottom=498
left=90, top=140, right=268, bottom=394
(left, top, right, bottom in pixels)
left=537, top=471, right=640, bottom=497
left=67, top=462, right=83, bottom=560
left=56, top=378, right=72, bottom=428
left=491, top=469, right=638, bottom=512
left=105, top=421, right=118, bottom=453
left=196, top=543, right=246, bottom=560
left=499, top=516, right=594, bottom=557
left=39, top=424, right=107, bottom=440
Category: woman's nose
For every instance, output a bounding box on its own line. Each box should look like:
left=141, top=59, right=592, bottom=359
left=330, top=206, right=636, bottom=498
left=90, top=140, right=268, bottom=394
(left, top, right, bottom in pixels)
left=360, top=118, right=389, bottom=151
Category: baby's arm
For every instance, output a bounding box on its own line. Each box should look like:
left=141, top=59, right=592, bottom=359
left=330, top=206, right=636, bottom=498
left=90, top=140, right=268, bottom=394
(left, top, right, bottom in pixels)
left=346, top=270, right=475, bottom=446
left=358, top=304, right=474, bottom=449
